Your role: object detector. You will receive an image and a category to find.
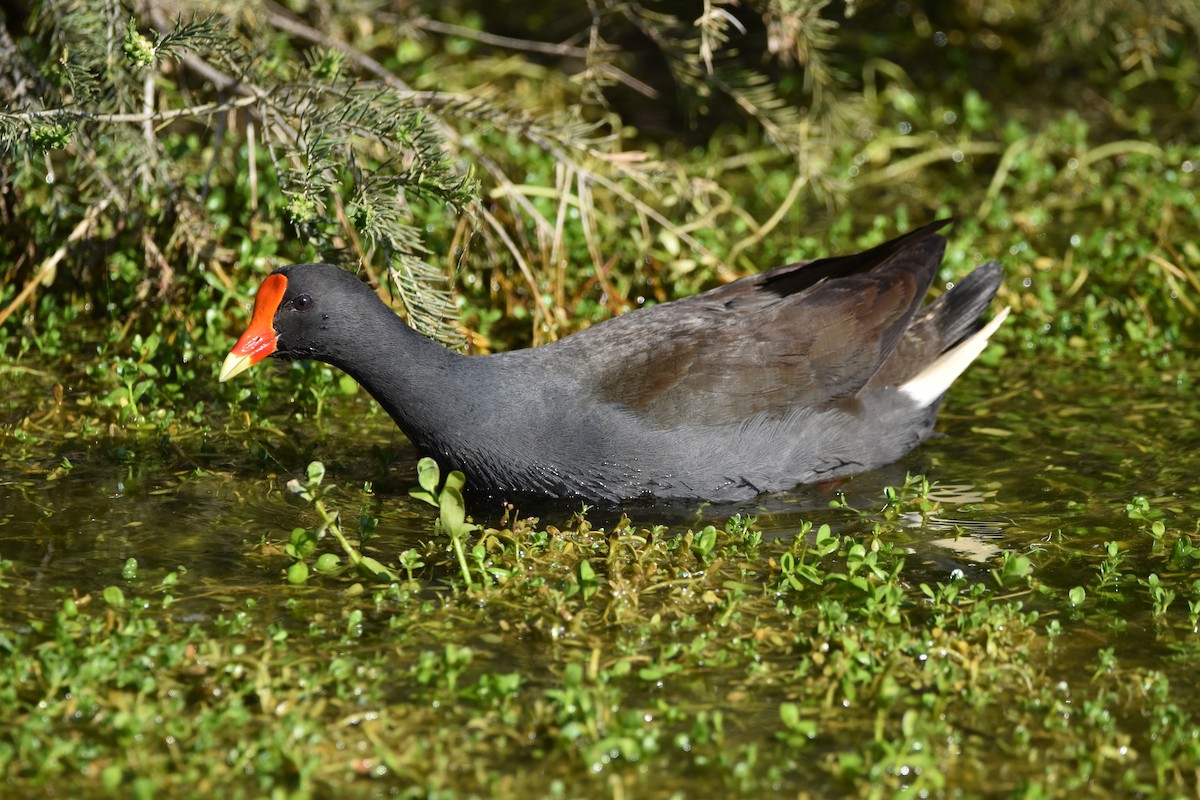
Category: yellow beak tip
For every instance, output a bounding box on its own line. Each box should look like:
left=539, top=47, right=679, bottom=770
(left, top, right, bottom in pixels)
left=219, top=352, right=254, bottom=383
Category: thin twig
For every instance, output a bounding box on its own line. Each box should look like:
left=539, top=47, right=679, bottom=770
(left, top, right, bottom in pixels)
left=265, top=3, right=414, bottom=90
left=2, top=95, right=260, bottom=125
left=247, top=117, right=258, bottom=211
left=0, top=198, right=113, bottom=327
left=141, top=73, right=154, bottom=196
left=726, top=171, right=807, bottom=266
left=551, top=162, right=574, bottom=311
left=854, top=141, right=1005, bottom=187
left=410, top=16, right=657, bottom=98
left=478, top=204, right=556, bottom=336
left=417, top=17, right=594, bottom=58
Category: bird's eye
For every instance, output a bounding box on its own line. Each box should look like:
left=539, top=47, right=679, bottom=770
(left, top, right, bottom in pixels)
left=292, top=294, right=313, bottom=311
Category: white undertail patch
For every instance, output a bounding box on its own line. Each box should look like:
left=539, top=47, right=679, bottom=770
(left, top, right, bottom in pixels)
left=899, top=306, right=1011, bottom=407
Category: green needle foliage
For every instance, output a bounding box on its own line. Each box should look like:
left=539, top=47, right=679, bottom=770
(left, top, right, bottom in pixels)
left=1, top=4, right=476, bottom=344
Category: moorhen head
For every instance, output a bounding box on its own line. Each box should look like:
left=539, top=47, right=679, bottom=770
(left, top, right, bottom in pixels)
left=220, top=221, right=1008, bottom=503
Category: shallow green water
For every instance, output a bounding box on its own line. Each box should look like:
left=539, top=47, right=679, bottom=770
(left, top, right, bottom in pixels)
left=3, top=353, right=1200, bottom=797
left=7, top=356, right=1192, bottom=598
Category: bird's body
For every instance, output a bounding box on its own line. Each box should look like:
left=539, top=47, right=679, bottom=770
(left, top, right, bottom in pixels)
left=221, top=221, right=1007, bottom=503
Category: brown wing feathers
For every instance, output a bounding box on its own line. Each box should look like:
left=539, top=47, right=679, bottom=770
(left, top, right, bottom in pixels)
left=586, top=223, right=951, bottom=426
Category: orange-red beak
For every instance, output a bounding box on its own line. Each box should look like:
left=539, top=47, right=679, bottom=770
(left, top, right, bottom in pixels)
left=219, top=273, right=288, bottom=382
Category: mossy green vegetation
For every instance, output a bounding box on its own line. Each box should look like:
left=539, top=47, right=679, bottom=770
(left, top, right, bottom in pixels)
left=2, top=0, right=1200, bottom=796
left=4, top=406, right=1200, bottom=797
left=3, top=362, right=1200, bottom=797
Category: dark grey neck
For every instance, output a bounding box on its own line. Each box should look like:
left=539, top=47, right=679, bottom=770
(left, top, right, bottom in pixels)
left=321, top=301, right=471, bottom=459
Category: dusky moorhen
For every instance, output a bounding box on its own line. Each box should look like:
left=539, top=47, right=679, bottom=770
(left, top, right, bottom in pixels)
left=220, top=221, right=1008, bottom=503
